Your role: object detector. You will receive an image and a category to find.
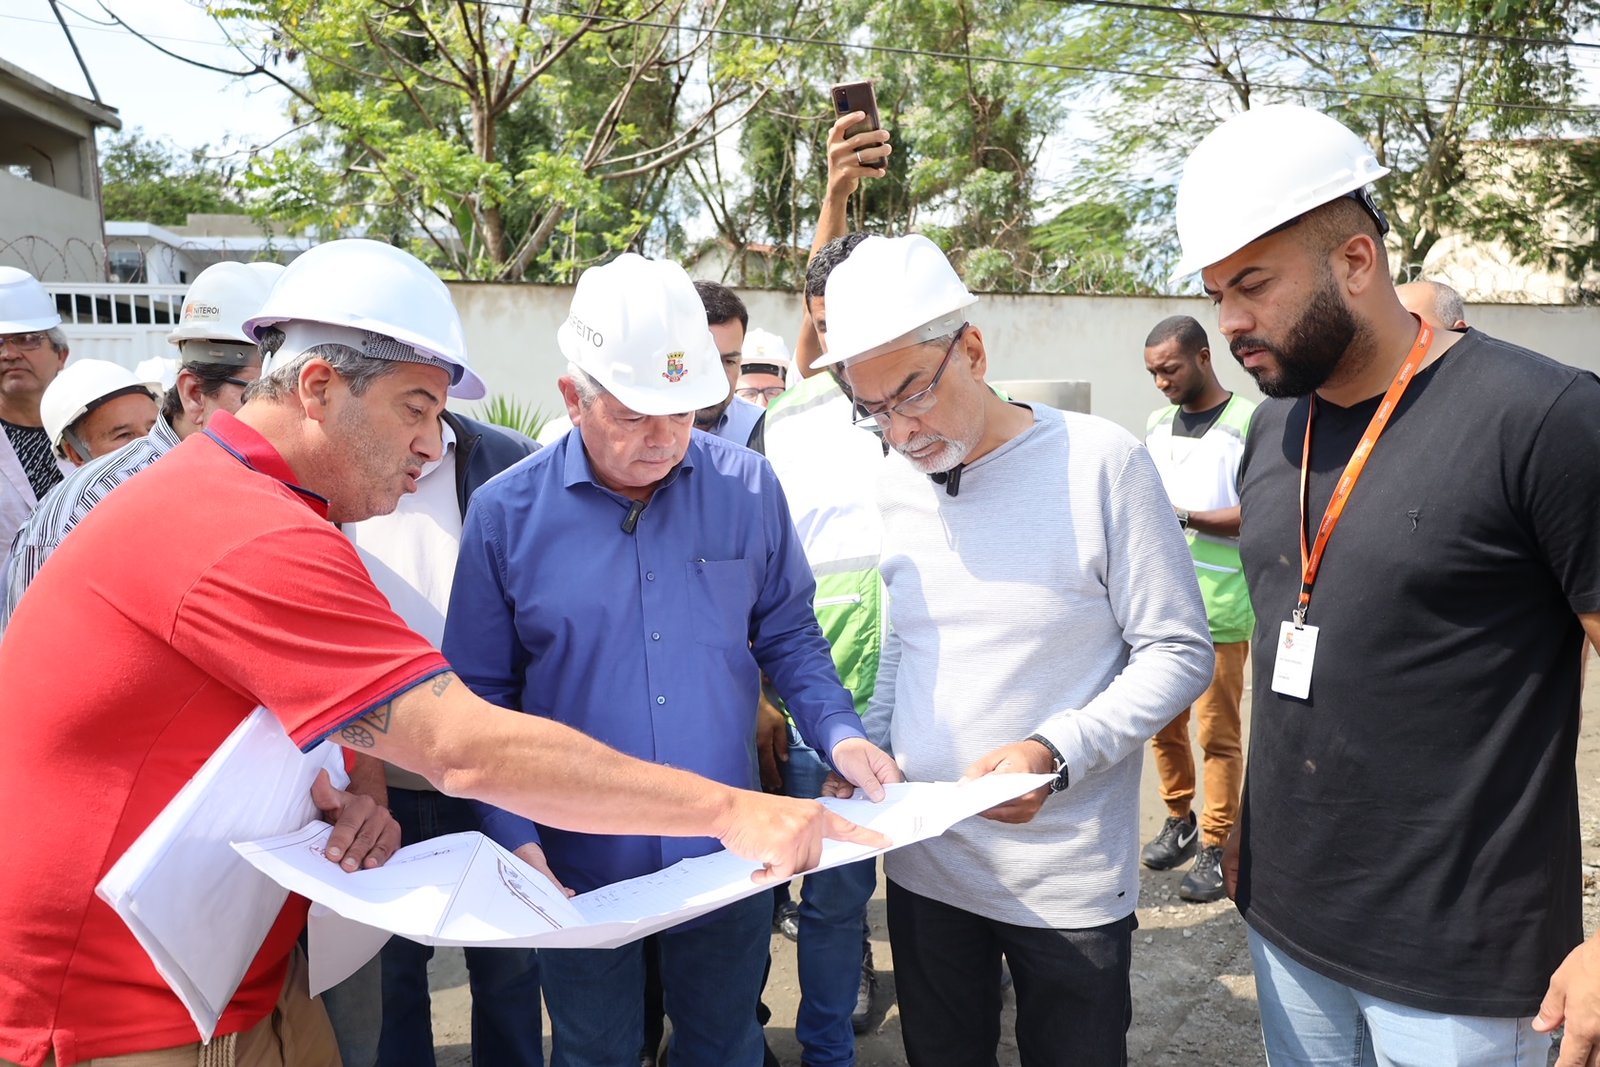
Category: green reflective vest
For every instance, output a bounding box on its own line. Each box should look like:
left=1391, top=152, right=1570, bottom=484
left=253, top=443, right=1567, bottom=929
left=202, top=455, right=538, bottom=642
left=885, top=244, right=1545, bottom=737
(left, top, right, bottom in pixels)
left=1146, top=394, right=1257, bottom=644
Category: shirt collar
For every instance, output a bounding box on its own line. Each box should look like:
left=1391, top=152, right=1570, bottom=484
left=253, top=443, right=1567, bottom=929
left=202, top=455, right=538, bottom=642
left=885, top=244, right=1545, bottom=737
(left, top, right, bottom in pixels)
left=149, top=414, right=182, bottom=452
left=416, top=416, right=457, bottom=483
left=202, top=409, right=331, bottom=519
left=559, top=422, right=697, bottom=493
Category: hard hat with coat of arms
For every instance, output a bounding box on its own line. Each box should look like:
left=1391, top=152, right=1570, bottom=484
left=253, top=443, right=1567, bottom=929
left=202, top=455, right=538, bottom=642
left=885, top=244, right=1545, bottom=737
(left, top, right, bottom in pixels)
left=557, top=253, right=727, bottom=417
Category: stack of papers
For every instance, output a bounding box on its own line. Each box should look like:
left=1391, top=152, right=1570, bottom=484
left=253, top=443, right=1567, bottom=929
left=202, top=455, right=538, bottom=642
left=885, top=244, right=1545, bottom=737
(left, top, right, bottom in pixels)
left=234, top=773, right=1055, bottom=993
left=95, top=707, right=347, bottom=1041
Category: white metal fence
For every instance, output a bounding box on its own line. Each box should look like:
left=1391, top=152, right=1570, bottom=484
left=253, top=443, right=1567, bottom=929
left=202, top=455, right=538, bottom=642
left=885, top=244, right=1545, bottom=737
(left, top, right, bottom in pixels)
left=45, top=282, right=187, bottom=368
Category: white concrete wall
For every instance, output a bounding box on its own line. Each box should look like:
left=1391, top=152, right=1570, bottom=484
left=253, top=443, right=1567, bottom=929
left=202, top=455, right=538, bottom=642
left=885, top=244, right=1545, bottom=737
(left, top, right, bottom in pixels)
left=0, top=170, right=106, bottom=282
left=451, top=283, right=1600, bottom=436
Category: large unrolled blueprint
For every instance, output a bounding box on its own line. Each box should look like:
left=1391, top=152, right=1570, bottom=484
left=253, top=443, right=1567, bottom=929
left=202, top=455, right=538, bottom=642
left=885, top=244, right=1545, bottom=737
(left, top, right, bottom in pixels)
left=234, top=773, right=1055, bottom=994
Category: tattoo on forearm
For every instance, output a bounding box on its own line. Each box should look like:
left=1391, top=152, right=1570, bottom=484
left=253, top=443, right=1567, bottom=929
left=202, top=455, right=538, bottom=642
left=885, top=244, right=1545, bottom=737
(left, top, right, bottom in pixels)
left=340, top=724, right=376, bottom=748
left=431, top=673, right=455, bottom=697
left=338, top=699, right=396, bottom=749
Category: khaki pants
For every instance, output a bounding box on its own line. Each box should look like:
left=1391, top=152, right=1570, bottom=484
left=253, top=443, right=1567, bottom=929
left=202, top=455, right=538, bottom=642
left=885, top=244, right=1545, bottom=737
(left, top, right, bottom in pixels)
left=1151, top=640, right=1248, bottom=847
left=10, top=949, right=341, bottom=1067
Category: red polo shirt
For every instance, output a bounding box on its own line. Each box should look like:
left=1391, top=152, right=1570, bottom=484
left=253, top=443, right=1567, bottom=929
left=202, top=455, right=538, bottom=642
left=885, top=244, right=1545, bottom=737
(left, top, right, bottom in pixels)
left=0, top=410, right=449, bottom=1067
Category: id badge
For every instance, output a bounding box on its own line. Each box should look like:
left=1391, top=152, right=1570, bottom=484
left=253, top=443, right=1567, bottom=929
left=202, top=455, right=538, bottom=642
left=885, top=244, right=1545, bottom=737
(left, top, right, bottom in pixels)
left=1271, top=620, right=1318, bottom=699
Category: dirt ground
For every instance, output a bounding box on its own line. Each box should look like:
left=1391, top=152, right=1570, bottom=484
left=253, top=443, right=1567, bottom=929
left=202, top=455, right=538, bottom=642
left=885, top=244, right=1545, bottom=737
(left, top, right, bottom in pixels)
left=420, top=650, right=1600, bottom=1065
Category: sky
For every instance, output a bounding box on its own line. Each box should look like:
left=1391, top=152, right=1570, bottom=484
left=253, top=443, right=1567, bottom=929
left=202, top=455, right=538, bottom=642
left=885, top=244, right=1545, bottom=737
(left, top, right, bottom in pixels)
left=1, top=0, right=293, bottom=159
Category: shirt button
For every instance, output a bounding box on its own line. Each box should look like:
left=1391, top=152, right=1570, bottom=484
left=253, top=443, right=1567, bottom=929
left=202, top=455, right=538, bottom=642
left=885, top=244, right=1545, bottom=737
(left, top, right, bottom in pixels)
left=656, top=695, right=667, bottom=705
left=646, top=571, right=655, bottom=581
left=652, top=632, right=661, bottom=641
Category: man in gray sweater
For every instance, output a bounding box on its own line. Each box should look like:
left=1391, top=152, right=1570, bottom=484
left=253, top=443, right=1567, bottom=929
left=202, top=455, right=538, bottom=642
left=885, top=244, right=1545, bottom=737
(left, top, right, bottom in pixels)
left=817, top=234, right=1213, bottom=1066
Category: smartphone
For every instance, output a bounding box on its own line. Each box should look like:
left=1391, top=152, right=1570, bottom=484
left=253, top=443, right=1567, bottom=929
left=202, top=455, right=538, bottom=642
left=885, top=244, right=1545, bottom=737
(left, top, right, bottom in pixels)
left=830, top=80, right=881, bottom=140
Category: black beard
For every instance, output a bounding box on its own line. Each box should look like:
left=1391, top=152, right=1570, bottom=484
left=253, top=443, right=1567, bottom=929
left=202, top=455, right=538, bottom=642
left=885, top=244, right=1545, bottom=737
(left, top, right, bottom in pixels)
left=1231, top=279, right=1359, bottom=399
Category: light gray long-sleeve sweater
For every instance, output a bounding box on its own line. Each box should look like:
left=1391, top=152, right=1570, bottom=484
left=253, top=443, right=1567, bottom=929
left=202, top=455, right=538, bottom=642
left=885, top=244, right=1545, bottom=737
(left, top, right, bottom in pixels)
left=865, top=404, right=1213, bottom=929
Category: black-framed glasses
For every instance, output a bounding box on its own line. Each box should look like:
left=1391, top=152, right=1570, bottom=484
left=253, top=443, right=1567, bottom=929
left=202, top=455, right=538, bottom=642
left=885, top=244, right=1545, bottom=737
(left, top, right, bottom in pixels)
left=0, top=331, right=49, bottom=352
left=220, top=376, right=253, bottom=389
left=851, top=323, right=969, bottom=429
left=735, top=385, right=787, bottom=402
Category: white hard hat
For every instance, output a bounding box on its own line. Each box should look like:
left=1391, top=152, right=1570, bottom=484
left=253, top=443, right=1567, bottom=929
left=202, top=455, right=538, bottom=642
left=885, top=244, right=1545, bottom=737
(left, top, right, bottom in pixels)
left=134, top=355, right=180, bottom=391
left=40, top=359, right=161, bottom=457
left=0, top=267, right=61, bottom=334
left=741, top=328, right=792, bottom=373
left=243, top=239, right=485, bottom=399
left=813, top=235, right=978, bottom=368
left=557, top=253, right=727, bottom=417
left=1171, top=104, right=1390, bottom=280
left=168, top=261, right=283, bottom=346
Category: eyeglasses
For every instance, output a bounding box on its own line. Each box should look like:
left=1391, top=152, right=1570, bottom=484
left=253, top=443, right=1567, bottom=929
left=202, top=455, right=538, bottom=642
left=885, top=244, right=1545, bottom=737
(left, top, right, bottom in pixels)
left=852, top=324, right=968, bottom=429
left=220, top=376, right=253, bottom=389
left=735, top=386, right=787, bottom=402
left=0, top=332, right=49, bottom=353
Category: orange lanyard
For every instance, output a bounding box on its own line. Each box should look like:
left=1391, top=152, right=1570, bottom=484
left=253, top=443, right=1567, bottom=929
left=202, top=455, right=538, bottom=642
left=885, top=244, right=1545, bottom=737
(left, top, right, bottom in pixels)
left=1295, top=320, right=1433, bottom=623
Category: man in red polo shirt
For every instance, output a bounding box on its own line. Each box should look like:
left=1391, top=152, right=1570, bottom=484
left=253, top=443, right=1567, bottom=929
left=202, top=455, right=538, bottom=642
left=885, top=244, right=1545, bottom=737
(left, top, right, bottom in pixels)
left=0, top=240, right=888, bottom=1067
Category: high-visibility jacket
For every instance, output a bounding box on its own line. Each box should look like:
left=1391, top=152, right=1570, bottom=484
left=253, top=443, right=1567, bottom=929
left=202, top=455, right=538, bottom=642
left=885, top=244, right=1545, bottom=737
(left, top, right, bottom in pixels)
left=760, top=372, right=887, bottom=716
left=1146, top=394, right=1257, bottom=644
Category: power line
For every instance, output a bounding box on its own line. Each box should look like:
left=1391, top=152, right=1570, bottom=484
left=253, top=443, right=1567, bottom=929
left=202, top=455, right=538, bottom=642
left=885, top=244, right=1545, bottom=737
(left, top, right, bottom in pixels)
left=0, top=8, right=242, bottom=49
left=449, top=0, right=1600, bottom=118
left=46, top=0, right=101, bottom=104
left=1049, top=0, right=1600, bottom=53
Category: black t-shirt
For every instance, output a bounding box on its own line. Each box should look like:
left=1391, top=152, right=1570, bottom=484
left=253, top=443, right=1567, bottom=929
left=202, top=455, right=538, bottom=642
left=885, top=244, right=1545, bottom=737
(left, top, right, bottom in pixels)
left=1172, top=396, right=1230, bottom=439
left=1236, top=330, right=1600, bottom=1016
left=1, top=419, right=61, bottom=500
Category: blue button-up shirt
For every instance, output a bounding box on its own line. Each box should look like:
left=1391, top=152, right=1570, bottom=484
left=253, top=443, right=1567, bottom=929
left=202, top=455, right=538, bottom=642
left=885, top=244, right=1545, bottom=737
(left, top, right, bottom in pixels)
left=706, top=395, right=764, bottom=446
left=443, top=428, right=865, bottom=892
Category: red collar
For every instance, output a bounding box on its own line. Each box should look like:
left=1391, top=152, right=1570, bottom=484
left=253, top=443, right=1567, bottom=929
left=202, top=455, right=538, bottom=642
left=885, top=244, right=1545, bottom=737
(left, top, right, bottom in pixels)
left=202, top=409, right=331, bottom=519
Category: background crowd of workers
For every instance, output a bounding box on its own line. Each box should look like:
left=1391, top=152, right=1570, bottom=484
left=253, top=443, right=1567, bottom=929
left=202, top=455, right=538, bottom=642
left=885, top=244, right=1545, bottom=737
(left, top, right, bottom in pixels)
left=0, top=97, right=1598, bottom=1067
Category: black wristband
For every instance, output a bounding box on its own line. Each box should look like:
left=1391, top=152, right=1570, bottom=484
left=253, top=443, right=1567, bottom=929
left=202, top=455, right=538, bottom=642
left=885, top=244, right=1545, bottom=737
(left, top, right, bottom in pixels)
left=1025, top=734, right=1070, bottom=793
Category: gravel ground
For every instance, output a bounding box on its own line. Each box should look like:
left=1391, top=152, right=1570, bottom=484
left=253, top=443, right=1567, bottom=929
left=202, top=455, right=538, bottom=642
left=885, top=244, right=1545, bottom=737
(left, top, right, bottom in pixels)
left=418, top=651, right=1600, bottom=1065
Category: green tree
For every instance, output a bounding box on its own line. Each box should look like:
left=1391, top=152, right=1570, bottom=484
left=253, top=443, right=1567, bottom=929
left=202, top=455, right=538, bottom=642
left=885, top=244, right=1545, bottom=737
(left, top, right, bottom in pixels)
left=1037, top=0, right=1600, bottom=290
left=217, top=0, right=803, bottom=281
left=99, top=130, right=245, bottom=225
left=693, top=0, right=1065, bottom=290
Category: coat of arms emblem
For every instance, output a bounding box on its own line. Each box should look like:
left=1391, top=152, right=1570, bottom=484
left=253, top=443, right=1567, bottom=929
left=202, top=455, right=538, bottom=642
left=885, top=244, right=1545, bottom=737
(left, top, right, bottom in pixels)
left=662, top=353, right=687, bottom=382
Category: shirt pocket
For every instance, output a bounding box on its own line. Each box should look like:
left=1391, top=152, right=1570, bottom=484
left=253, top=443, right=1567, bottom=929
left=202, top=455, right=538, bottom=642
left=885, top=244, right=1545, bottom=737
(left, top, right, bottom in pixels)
left=685, top=558, right=757, bottom=649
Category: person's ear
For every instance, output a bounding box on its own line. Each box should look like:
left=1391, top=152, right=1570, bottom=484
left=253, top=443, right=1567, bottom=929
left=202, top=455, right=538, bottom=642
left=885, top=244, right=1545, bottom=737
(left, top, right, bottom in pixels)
left=963, top=326, right=989, bottom=380
left=298, top=358, right=337, bottom=423
left=177, top=369, right=207, bottom=425
left=558, top=377, right=584, bottom=425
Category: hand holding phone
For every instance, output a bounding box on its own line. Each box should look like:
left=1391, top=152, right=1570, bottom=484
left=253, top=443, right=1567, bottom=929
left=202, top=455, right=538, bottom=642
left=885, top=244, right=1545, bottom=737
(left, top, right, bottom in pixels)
left=826, top=80, right=892, bottom=198
left=831, top=80, right=881, bottom=139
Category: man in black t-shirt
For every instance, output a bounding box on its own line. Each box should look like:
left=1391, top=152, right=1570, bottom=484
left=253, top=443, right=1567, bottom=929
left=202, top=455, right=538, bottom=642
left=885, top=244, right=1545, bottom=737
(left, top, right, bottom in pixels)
left=0, top=268, right=71, bottom=545
left=1172, top=103, right=1600, bottom=1067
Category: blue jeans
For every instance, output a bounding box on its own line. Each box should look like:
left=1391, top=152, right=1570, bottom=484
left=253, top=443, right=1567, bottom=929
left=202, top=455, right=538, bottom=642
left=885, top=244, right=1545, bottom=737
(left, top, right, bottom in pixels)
left=784, top=738, right=877, bottom=1067
left=323, top=950, right=383, bottom=1067
left=378, top=788, right=543, bottom=1067
left=1248, top=926, right=1552, bottom=1066
left=543, top=890, right=772, bottom=1067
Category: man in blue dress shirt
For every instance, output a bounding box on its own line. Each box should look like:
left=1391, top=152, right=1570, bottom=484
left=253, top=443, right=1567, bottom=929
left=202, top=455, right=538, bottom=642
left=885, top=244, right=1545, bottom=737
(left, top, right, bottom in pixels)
left=443, top=253, right=901, bottom=1067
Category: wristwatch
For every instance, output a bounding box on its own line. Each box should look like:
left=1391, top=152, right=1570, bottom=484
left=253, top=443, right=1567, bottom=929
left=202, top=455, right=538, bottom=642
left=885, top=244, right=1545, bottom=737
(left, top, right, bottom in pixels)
left=1176, top=508, right=1191, bottom=529
left=1025, top=734, right=1071, bottom=794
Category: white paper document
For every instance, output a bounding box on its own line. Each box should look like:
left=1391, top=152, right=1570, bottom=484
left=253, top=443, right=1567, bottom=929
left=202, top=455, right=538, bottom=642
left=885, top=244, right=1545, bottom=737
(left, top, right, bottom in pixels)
left=95, top=707, right=347, bottom=1041
left=235, top=773, right=1054, bottom=992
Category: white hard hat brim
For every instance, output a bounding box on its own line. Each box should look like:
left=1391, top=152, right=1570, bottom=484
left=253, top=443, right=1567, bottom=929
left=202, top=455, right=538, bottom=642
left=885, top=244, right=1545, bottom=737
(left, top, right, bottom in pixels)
left=1168, top=176, right=1390, bottom=281
left=812, top=294, right=978, bottom=370
left=0, top=310, right=62, bottom=334
left=247, top=312, right=487, bottom=400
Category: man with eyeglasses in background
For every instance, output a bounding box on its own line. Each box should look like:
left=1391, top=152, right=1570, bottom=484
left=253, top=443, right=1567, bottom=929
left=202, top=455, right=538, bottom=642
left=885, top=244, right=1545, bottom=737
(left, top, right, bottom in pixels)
left=0, top=268, right=73, bottom=544
left=822, top=233, right=1213, bottom=1066
left=734, top=329, right=791, bottom=408
left=1, top=261, right=280, bottom=632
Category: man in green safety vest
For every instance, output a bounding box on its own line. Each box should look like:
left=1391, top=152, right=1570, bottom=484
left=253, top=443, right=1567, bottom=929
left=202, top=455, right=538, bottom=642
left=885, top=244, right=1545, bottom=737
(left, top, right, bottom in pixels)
left=1139, top=314, right=1257, bottom=904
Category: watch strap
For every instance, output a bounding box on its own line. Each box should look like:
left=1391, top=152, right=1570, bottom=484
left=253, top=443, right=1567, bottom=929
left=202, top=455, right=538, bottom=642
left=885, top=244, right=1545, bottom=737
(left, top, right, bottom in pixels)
left=1025, top=733, right=1070, bottom=793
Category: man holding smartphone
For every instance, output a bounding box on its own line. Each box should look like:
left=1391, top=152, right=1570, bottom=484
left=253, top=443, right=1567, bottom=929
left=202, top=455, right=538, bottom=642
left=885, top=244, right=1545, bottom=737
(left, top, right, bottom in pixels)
left=748, top=98, right=893, bottom=1067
